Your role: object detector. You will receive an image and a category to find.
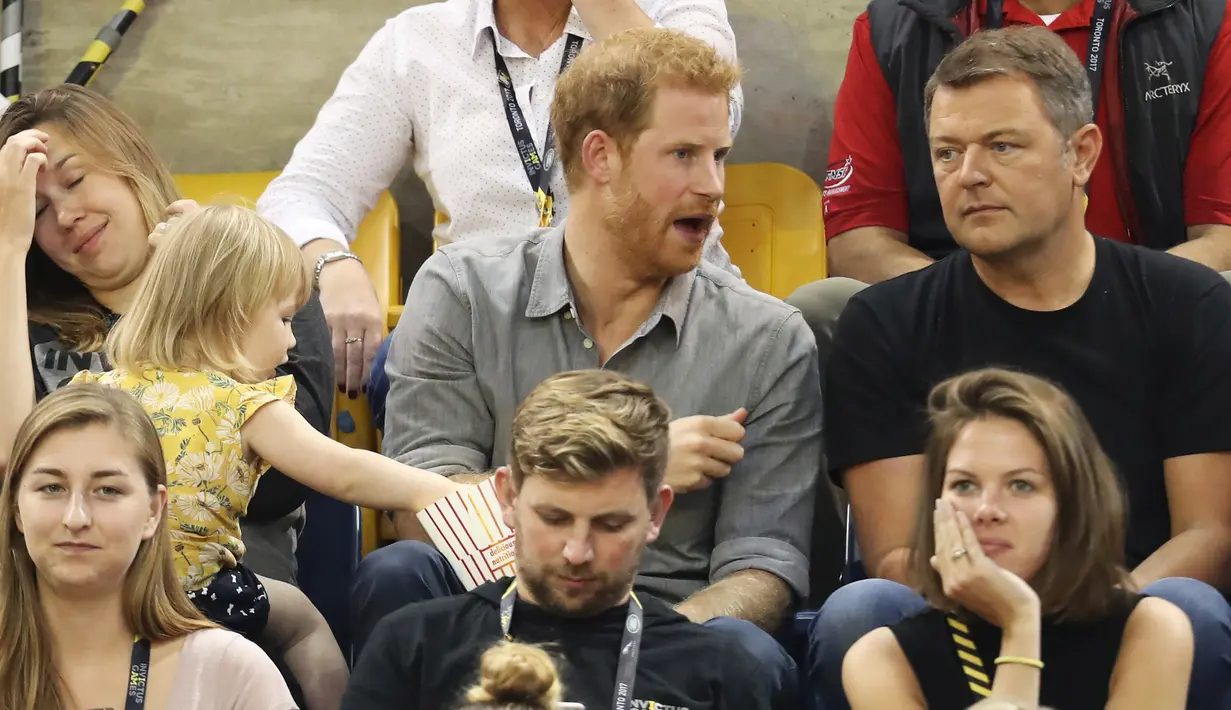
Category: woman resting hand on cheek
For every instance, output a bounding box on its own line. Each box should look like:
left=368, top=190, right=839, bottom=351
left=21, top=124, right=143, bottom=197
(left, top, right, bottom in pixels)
left=842, top=368, right=1193, bottom=710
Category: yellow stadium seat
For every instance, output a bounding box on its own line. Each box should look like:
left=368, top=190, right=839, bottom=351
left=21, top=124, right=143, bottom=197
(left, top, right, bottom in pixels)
left=722, top=162, right=827, bottom=299
left=381, top=212, right=447, bottom=330
left=173, top=172, right=397, bottom=557
left=174, top=172, right=403, bottom=332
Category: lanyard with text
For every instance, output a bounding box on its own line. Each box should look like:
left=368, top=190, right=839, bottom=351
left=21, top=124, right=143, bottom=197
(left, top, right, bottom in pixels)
left=986, top=0, right=1115, bottom=123
left=493, top=32, right=586, bottom=228
left=499, top=580, right=644, bottom=710
left=987, top=0, right=1113, bottom=204
left=125, top=636, right=151, bottom=710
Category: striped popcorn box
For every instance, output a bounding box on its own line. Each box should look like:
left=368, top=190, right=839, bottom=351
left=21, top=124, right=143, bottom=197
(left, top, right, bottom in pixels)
left=416, top=478, right=517, bottom=590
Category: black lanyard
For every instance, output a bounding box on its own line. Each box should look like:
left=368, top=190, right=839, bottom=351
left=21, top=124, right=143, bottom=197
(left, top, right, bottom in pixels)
left=986, top=0, right=1114, bottom=122
left=493, top=32, right=585, bottom=228
left=125, top=636, right=151, bottom=709
left=499, top=580, right=644, bottom=710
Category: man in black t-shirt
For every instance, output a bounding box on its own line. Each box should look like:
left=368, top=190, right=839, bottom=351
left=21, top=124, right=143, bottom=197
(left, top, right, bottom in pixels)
left=342, top=371, right=778, bottom=710
left=803, top=27, right=1231, bottom=710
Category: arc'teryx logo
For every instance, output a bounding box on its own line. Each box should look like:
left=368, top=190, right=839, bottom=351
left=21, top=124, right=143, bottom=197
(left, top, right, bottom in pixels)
left=1143, top=60, right=1190, bottom=101
left=1144, top=60, right=1173, bottom=82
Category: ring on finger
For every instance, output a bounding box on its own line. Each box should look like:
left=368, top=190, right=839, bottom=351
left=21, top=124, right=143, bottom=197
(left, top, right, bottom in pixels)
left=951, top=547, right=968, bottom=560
left=344, top=336, right=362, bottom=344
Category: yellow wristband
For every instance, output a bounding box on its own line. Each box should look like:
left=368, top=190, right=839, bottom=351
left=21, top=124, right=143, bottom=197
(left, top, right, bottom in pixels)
left=994, top=655, right=1045, bottom=669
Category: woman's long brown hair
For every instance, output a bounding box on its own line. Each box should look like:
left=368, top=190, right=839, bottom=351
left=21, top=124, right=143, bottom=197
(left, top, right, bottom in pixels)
left=0, top=384, right=214, bottom=710
left=910, top=367, right=1131, bottom=622
left=0, top=84, right=182, bottom=351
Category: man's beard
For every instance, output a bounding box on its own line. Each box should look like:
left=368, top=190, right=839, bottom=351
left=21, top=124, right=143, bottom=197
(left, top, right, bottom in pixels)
left=601, top=180, right=715, bottom=281
left=602, top=181, right=666, bottom=279
left=516, top=546, right=644, bottom=618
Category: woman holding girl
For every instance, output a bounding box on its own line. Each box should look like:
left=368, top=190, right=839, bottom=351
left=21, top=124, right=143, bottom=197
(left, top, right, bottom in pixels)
left=0, top=84, right=333, bottom=584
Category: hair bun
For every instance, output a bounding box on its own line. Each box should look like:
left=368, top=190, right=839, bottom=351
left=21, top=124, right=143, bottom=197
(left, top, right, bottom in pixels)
left=464, top=642, right=562, bottom=710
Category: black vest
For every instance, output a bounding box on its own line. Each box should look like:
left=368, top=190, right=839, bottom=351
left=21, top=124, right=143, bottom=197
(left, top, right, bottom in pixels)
left=867, top=0, right=1225, bottom=256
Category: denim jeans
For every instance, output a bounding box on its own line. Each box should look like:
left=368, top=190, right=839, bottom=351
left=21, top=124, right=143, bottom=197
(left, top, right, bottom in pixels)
left=366, top=334, right=394, bottom=432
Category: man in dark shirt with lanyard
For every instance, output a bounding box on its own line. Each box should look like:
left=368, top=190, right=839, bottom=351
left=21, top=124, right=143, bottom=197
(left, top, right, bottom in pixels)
left=340, top=371, right=778, bottom=710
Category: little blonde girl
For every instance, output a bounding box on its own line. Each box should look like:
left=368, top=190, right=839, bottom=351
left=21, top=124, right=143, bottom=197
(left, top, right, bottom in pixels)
left=74, top=204, right=462, bottom=710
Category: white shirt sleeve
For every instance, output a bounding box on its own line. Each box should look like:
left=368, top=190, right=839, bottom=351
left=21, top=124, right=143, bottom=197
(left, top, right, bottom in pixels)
left=650, top=0, right=742, bottom=278
left=653, top=0, right=744, bottom=137
left=256, top=19, right=415, bottom=249
left=652, top=0, right=738, bottom=60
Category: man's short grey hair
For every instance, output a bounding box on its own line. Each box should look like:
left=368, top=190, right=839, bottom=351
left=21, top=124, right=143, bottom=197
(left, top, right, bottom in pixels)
left=923, top=26, right=1093, bottom=140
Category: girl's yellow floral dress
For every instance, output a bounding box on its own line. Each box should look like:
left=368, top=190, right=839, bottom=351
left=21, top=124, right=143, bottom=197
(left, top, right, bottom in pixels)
left=72, top=368, right=295, bottom=592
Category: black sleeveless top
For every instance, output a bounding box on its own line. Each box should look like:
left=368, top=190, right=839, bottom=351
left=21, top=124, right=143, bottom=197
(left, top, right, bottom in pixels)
left=888, top=593, right=1142, bottom=709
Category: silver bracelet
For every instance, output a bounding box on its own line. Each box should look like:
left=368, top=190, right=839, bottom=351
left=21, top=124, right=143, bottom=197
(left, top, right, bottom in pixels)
left=312, top=250, right=362, bottom=290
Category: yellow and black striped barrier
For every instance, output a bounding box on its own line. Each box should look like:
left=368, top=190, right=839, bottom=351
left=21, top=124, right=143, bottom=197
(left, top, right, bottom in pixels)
left=65, top=0, right=144, bottom=87
left=1, top=0, right=21, bottom=102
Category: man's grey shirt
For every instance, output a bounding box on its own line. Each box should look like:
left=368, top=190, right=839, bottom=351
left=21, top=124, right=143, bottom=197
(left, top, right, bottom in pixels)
left=383, top=224, right=822, bottom=602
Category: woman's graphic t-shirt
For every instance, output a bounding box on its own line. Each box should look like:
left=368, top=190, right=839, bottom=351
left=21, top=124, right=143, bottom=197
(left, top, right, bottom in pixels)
left=71, top=368, right=295, bottom=590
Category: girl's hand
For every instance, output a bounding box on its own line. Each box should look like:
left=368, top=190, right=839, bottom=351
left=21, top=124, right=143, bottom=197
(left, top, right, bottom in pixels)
left=147, top=199, right=200, bottom=250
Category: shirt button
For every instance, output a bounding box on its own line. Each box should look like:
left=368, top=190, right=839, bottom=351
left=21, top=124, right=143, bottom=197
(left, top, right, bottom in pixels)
left=564, top=311, right=573, bottom=320
left=582, top=338, right=594, bottom=349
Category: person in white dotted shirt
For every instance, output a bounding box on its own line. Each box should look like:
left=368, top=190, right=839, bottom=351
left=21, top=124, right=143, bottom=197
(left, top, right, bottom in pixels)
left=257, top=0, right=743, bottom=405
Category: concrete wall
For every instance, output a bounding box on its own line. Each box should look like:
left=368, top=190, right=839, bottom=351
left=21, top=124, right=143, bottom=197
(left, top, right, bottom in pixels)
left=23, top=0, right=864, bottom=260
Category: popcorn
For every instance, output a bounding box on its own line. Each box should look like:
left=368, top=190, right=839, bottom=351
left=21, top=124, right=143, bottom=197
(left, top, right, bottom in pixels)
left=417, top=478, right=517, bottom=589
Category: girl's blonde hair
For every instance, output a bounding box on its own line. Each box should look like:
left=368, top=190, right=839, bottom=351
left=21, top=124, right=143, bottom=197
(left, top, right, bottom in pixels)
left=0, top=383, right=214, bottom=710
left=458, top=642, right=563, bottom=710
left=106, top=204, right=311, bottom=384
left=0, top=84, right=182, bottom=351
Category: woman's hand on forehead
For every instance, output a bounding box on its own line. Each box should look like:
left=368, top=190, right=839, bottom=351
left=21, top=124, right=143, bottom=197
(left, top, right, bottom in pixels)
left=0, top=128, right=51, bottom=253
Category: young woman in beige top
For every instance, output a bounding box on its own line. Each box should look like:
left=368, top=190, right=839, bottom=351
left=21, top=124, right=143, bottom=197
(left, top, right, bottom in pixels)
left=0, top=383, right=297, bottom=710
